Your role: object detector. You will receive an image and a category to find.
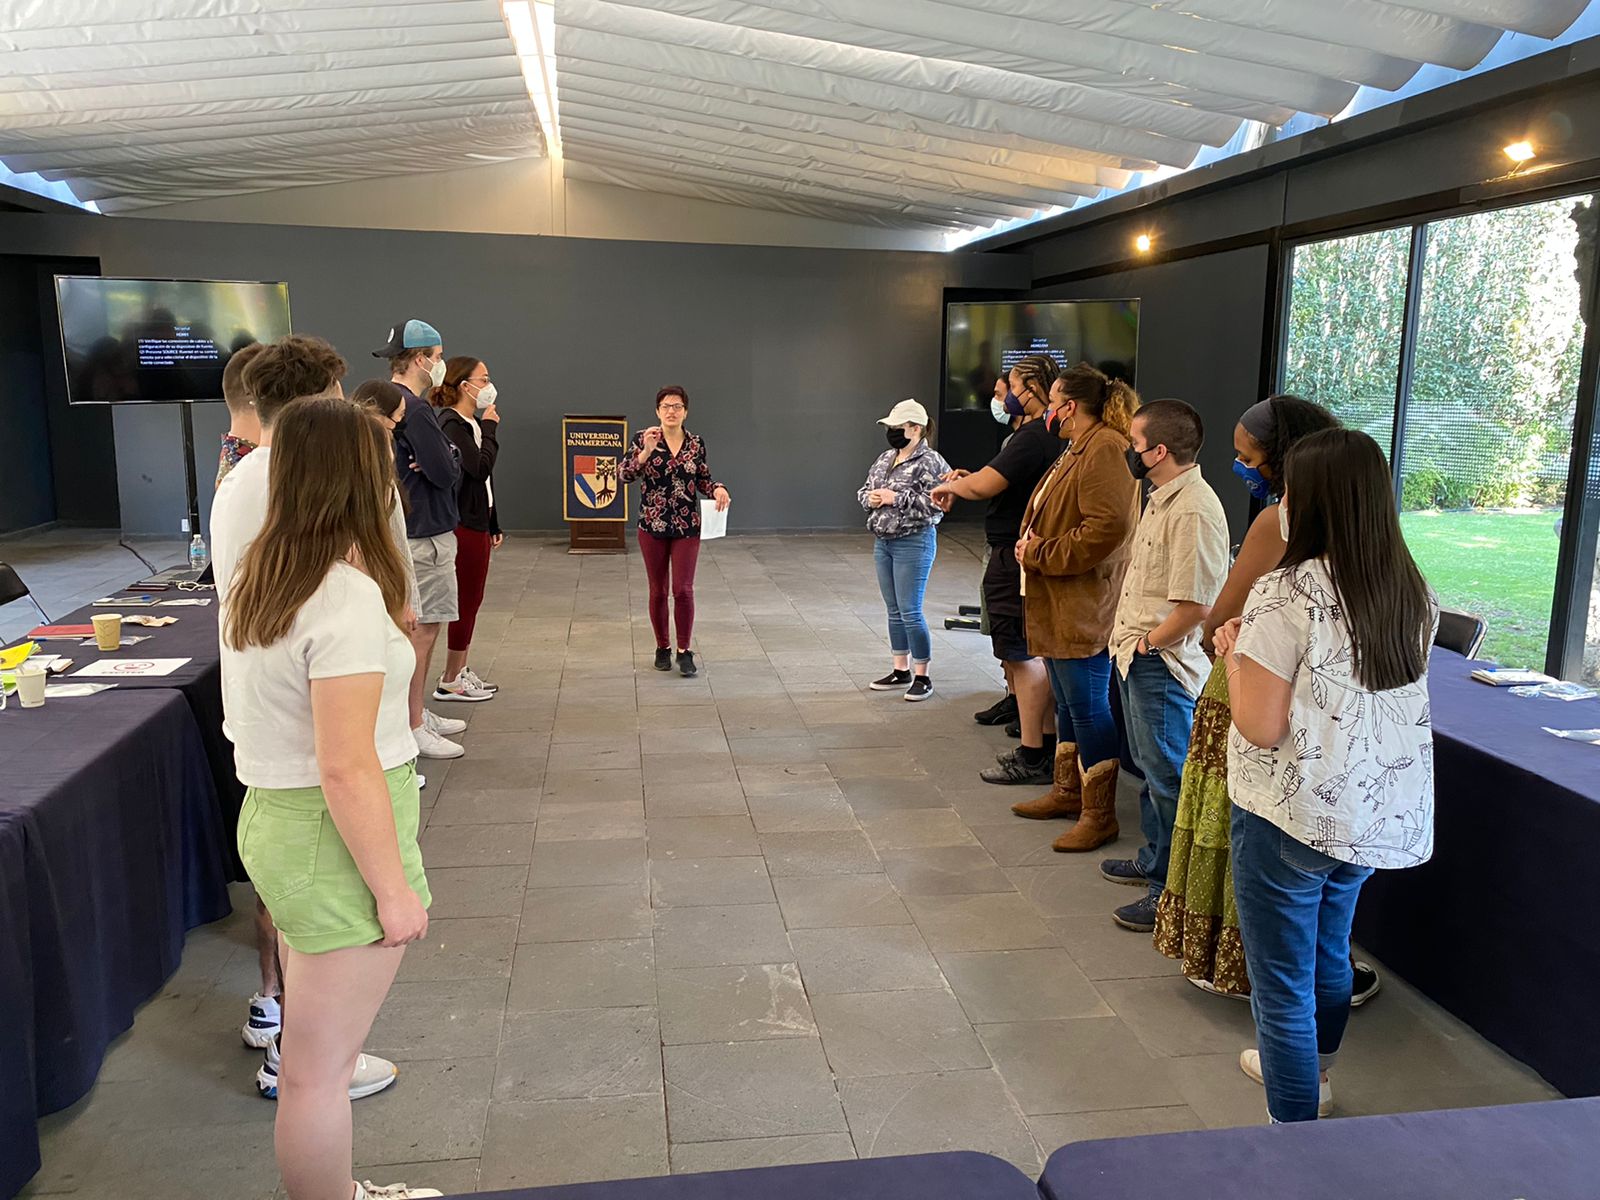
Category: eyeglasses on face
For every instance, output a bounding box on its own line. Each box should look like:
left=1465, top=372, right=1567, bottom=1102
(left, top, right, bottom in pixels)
left=658, top=403, right=686, bottom=413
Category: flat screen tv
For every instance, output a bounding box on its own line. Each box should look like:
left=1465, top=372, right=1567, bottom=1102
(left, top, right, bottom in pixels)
left=943, top=299, right=1139, bottom=411
left=55, top=275, right=293, bottom=405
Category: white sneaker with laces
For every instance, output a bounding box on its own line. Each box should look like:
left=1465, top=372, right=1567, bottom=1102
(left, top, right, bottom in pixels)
left=460, top=666, right=498, bottom=694
left=1239, top=1048, right=1332, bottom=1117
left=355, top=1181, right=444, bottom=1198
left=413, top=723, right=465, bottom=759
left=424, top=708, right=467, bottom=737
left=257, top=1037, right=399, bottom=1100
left=433, top=673, right=494, bottom=702
left=241, top=992, right=282, bottom=1048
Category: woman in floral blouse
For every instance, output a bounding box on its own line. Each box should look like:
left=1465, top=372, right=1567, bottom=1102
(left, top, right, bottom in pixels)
left=858, top=399, right=950, bottom=701
left=1216, top=427, right=1436, bottom=1123
left=619, top=385, right=731, bottom=678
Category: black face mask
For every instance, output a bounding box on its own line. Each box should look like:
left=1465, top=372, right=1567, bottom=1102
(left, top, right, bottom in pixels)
left=1125, top=446, right=1155, bottom=480
left=886, top=427, right=911, bottom=450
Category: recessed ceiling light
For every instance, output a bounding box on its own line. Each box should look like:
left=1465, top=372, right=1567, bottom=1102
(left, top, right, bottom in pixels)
left=1135, top=234, right=1153, bottom=253
left=1503, top=140, right=1536, bottom=163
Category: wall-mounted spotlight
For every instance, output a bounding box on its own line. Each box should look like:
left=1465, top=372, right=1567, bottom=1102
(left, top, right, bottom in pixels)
left=1503, top=141, right=1536, bottom=163
left=1135, top=234, right=1153, bottom=253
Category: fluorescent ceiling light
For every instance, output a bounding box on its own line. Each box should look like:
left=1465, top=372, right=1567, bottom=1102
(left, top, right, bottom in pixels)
left=503, top=0, right=561, bottom=155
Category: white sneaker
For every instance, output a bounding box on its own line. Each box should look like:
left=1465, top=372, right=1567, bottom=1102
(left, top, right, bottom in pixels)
left=356, top=1182, right=444, bottom=1199
left=1239, top=1048, right=1333, bottom=1117
left=433, top=673, right=494, bottom=702
left=241, top=992, right=282, bottom=1049
left=418, top=773, right=427, bottom=791
left=1187, top=976, right=1250, bottom=1001
left=413, top=723, right=465, bottom=759
left=460, top=666, right=498, bottom=694
left=257, top=1037, right=399, bottom=1101
left=424, top=708, right=467, bottom=737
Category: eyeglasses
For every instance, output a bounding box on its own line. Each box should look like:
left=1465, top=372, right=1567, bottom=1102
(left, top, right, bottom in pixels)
left=658, top=403, right=686, bottom=413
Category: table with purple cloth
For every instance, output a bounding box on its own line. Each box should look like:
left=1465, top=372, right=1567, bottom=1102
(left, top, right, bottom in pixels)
left=1038, top=1098, right=1599, bottom=1200
left=43, top=592, right=246, bottom=880
left=1353, top=647, right=1600, bottom=1097
left=0, top=687, right=231, bottom=1200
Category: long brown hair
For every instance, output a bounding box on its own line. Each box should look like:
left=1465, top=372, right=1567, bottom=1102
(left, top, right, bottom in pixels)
left=1280, top=428, right=1432, bottom=691
left=224, top=396, right=410, bottom=649
left=1059, top=361, right=1138, bottom=434
left=428, top=356, right=482, bottom=409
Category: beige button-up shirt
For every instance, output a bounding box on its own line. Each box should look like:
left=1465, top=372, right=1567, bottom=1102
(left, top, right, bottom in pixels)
left=1110, top=466, right=1230, bottom=698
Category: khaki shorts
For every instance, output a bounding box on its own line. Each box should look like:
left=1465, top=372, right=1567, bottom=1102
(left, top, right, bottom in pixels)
left=239, top=762, right=430, bottom=954
left=410, top=532, right=459, bottom=624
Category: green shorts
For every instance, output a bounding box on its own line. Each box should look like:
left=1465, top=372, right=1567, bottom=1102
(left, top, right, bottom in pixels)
left=238, top=761, right=431, bottom=954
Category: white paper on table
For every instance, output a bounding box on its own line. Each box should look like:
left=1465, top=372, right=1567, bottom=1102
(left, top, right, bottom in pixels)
left=73, top=657, right=192, bottom=678
left=699, top=499, right=728, bottom=541
left=158, top=598, right=212, bottom=607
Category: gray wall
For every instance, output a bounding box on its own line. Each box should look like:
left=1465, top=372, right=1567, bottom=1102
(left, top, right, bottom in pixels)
left=0, top=212, right=1028, bottom=535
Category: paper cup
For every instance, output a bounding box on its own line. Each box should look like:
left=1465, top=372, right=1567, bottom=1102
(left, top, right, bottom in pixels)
left=16, top=665, right=46, bottom=708
left=92, top=612, right=123, bottom=651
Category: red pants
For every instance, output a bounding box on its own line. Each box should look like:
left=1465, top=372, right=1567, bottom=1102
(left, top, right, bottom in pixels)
left=448, top=526, right=493, bottom=653
left=638, top=529, right=700, bottom=650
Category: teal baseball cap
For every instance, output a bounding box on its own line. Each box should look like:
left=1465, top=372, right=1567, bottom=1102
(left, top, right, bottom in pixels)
left=371, top=319, right=442, bottom=357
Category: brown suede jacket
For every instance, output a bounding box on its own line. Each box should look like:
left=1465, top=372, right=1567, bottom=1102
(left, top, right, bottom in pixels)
left=1017, top=421, right=1140, bottom=660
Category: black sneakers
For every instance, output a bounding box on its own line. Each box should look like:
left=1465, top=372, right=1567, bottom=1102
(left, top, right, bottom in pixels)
left=869, top=668, right=913, bottom=691
left=1351, top=960, right=1382, bottom=1007
left=677, top=650, right=698, bottom=677
left=974, top=693, right=1018, bottom=725
left=905, top=676, right=934, bottom=702
left=654, top=648, right=673, bottom=672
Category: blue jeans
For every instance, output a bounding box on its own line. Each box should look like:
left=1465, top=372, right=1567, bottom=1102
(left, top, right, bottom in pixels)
left=1043, top=651, right=1117, bottom=770
left=874, top=527, right=937, bottom=665
left=1231, top=805, right=1375, bottom=1122
left=1118, top=652, right=1196, bottom=897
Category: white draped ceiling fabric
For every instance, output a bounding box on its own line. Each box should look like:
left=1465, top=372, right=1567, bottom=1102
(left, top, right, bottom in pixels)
left=0, top=0, right=1587, bottom=227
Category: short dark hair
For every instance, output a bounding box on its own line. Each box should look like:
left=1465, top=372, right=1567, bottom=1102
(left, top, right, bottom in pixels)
left=1133, top=398, right=1204, bottom=464
left=221, top=342, right=266, bottom=416
left=387, top=346, right=432, bottom=379
left=242, top=335, right=347, bottom=426
left=656, top=385, right=688, bottom=408
left=350, top=378, right=405, bottom=419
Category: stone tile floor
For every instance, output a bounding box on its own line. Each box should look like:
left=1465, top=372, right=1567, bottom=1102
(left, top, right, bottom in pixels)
left=10, top=528, right=1556, bottom=1198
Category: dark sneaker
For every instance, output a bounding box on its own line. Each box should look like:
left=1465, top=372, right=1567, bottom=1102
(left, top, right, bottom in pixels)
left=974, top=693, right=1018, bottom=725
left=677, top=651, right=698, bottom=677
left=1005, top=719, right=1021, bottom=738
left=1112, top=893, right=1160, bottom=932
left=980, top=751, right=1054, bottom=786
left=1100, top=858, right=1148, bottom=887
left=869, top=669, right=913, bottom=691
left=905, top=676, right=934, bottom=702
left=1351, top=960, right=1382, bottom=1007
left=654, top=648, right=673, bottom=671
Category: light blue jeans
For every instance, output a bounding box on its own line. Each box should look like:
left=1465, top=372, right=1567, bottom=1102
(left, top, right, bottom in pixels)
left=1231, top=805, right=1375, bottom=1122
left=873, top=527, right=937, bottom=664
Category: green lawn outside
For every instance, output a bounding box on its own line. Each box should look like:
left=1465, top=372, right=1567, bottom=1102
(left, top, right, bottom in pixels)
left=1399, top=508, right=1560, bottom=669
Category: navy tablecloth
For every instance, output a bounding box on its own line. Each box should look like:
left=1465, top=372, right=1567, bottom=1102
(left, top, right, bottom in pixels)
left=1039, top=1098, right=1600, bottom=1200
left=0, top=688, right=231, bottom=1200
left=1353, top=648, right=1600, bottom=1097
left=460, top=1152, right=1039, bottom=1200
left=42, top=594, right=246, bottom=880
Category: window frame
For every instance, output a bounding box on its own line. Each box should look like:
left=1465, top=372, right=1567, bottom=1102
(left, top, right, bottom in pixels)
left=1273, top=189, right=1600, bottom=678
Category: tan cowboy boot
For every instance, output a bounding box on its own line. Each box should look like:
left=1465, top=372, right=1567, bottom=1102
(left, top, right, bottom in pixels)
left=1011, top=742, right=1082, bottom=819
left=1053, top=757, right=1120, bottom=852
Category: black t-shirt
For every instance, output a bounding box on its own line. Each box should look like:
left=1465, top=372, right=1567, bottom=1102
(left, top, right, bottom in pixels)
left=984, top=416, right=1064, bottom=544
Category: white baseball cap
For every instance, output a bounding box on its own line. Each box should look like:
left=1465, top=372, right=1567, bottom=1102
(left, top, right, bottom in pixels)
left=878, top=399, right=930, bottom=427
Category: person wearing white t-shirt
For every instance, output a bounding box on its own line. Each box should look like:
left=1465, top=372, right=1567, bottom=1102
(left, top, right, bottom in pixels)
left=1215, top=428, right=1437, bottom=1124
left=222, top=393, right=440, bottom=1200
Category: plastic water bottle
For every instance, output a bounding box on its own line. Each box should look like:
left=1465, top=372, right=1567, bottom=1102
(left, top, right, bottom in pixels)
left=189, top=533, right=209, bottom=572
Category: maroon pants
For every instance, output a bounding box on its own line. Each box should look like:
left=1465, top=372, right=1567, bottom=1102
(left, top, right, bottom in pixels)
left=448, top=526, right=493, bottom=653
left=638, top=529, right=700, bottom=650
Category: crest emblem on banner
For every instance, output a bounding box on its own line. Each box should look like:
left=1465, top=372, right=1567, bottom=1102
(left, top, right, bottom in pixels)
left=573, top=455, right=619, bottom=509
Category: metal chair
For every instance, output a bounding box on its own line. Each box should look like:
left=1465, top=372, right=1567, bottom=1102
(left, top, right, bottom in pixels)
left=1435, top=607, right=1487, bottom=659
left=0, top=561, right=51, bottom=625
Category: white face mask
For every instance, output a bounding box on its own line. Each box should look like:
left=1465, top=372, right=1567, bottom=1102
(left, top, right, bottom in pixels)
left=989, top=398, right=1011, bottom=424
left=473, top=382, right=497, bottom=410
left=426, top=357, right=446, bottom=388
left=1278, top=499, right=1290, bottom=542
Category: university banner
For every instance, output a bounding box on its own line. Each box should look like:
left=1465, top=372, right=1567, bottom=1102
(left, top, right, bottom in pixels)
left=562, top=415, right=629, bottom=522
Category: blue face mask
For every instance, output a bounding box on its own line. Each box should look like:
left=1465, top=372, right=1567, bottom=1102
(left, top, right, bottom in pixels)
left=990, top=398, right=1012, bottom=424
left=1003, top=390, right=1026, bottom=417
left=1232, top=458, right=1272, bottom=500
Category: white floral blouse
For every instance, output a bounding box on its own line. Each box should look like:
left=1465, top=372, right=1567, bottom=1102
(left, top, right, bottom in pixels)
left=1228, top=560, right=1439, bottom=870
